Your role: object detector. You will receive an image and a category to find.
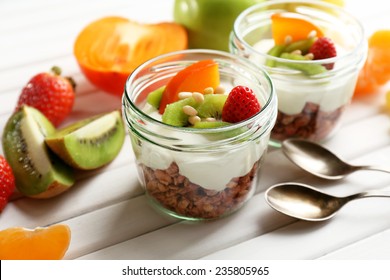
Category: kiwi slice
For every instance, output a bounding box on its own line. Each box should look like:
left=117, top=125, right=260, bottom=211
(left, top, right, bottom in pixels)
left=266, top=45, right=286, bottom=67
left=197, top=94, right=227, bottom=119
left=277, top=52, right=327, bottom=75
left=192, top=121, right=230, bottom=129
left=45, top=111, right=125, bottom=170
left=147, top=86, right=165, bottom=109
left=284, top=37, right=316, bottom=54
left=2, top=106, right=75, bottom=198
left=162, top=97, right=198, bottom=126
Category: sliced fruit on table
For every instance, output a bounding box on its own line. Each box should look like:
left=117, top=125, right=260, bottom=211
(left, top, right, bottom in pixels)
left=0, top=155, right=16, bottom=212
left=15, top=66, right=75, bottom=127
left=0, top=224, right=71, bottom=260
left=159, top=59, right=220, bottom=114
left=271, top=12, right=324, bottom=45
left=354, top=30, right=390, bottom=97
left=2, top=106, right=75, bottom=198
left=74, top=16, right=188, bottom=97
left=45, top=111, right=125, bottom=170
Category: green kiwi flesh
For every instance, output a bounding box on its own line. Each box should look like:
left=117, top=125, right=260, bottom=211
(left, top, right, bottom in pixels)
left=196, top=94, right=227, bottom=119
left=147, top=86, right=165, bottom=109
left=45, top=110, right=125, bottom=170
left=1, top=105, right=74, bottom=198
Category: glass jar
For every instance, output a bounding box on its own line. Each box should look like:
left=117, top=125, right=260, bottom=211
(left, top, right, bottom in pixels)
left=122, top=49, right=277, bottom=221
left=230, top=0, right=367, bottom=147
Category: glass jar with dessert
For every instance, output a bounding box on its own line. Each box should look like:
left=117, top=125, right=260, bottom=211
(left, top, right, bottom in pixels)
left=230, top=0, right=367, bottom=146
left=122, top=49, right=277, bottom=220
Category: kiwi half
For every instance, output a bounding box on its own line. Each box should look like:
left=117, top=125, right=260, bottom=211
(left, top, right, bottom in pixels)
left=45, top=110, right=125, bottom=170
left=2, top=106, right=75, bottom=198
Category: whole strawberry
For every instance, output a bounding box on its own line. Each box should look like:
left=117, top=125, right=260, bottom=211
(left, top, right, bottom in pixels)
left=0, top=155, right=16, bottom=212
left=16, top=66, right=76, bottom=126
left=222, top=86, right=261, bottom=123
left=309, top=37, right=337, bottom=70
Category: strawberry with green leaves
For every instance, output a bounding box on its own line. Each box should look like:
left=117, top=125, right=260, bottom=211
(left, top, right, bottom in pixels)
left=15, top=66, right=76, bottom=127
left=0, top=155, right=16, bottom=212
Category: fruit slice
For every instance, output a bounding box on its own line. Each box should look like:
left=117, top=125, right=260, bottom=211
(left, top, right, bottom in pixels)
left=162, top=97, right=198, bottom=127
left=271, top=13, right=324, bottom=45
left=147, top=86, right=165, bottom=109
left=277, top=53, right=327, bottom=75
left=196, top=94, right=228, bottom=119
left=158, top=59, right=220, bottom=114
left=354, top=30, right=390, bottom=96
left=2, top=106, right=74, bottom=198
left=0, top=224, right=71, bottom=260
left=45, top=111, right=125, bottom=170
left=74, top=17, right=187, bottom=96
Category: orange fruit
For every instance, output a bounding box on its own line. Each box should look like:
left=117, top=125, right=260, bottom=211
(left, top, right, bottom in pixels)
left=0, top=224, right=71, bottom=260
left=271, top=12, right=324, bottom=45
left=354, top=30, right=390, bottom=97
left=74, top=17, right=188, bottom=97
left=158, top=59, right=220, bottom=114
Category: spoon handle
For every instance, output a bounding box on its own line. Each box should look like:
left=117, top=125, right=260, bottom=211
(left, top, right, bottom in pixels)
left=353, top=189, right=390, bottom=199
left=359, top=165, right=390, bottom=174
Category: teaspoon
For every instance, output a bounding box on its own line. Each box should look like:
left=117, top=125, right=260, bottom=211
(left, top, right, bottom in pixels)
left=282, top=139, right=390, bottom=180
left=265, top=182, right=390, bottom=221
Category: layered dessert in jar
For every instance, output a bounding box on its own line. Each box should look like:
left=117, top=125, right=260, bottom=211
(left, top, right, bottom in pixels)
left=123, top=50, right=277, bottom=220
left=230, top=0, right=367, bottom=145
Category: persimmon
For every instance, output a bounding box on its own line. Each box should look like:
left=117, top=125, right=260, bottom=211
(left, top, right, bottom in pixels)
left=158, top=59, right=220, bottom=114
left=354, top=30, right=390, bottom=97
left=0, top=224, right=71, bottom=260
left=271, top=13, right=324, bottom=45
left=74, top=17, right=188, bottom=97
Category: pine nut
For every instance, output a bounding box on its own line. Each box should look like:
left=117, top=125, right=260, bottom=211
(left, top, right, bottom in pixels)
left=305, top=53, right=314, bottom=60
left=291, top=49, right=302, bottom=55
left=178, top=91, right=193, bottom=99
left=203, top=87, right=214, bottom=95
left=188, top=115, right=201, bottom=125
left=215, top=85, right=225, bottom=94
left=308, top=30, right=317, bottom=39
left=205, top=117, right=216, bottom=122
left=284, top=35, right=293, bottom=44
left=183, top=105, right=198, bottom=116
left=192, top=92, right=204, bottom=103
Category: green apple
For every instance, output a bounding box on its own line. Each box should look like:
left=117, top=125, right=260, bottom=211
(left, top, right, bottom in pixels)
left=174, top=0, right=265, bottom=51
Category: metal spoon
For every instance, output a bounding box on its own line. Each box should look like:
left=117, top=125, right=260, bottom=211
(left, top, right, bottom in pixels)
left=282, top=139, right=390, bottom=180
left=265, top=182, right=390, bottom=221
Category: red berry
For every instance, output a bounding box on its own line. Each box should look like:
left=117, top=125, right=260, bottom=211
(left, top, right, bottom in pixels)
left=0, top=155, right=16, bottom=212
left=16, top=66, right=76, bottom=126
left=309, top=37, right=337, bottom=70
left=222, top=86, right=261, bottom=123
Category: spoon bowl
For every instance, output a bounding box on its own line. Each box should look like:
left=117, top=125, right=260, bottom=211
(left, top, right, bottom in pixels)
left=265, top=182, right=390, bottom=221
left=282, top=139, right=390, bottom=180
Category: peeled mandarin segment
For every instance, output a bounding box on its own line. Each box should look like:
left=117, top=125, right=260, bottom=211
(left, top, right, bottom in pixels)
left=74, top=17, right=187, bottom=96
left=354, top=30, right=390, bottom=96
left=0, top=224, right=71, bottom=260
left=271, top=13, right=324, bottom=45
left=158, top=59, right=220, bottom=114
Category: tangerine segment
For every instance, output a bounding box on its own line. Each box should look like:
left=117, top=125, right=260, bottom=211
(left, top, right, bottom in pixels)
left=74, top=17, right=188, bottom=97
left=0, top=224, right=71, bottom=260
left=354, top=30, right=390, bottom=96
left=271, top=13, right=324, bottom=45
left=158, top=59, right=220, bottom=114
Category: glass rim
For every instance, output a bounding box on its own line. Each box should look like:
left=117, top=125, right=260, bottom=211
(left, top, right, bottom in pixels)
left=232, top=0, right=367, bottom=67
left=122, top=49, right=277, bottom=135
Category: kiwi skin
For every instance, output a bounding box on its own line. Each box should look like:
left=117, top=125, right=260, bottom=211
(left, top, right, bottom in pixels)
left=1, top=106, right=75, bottom=198
left=45, top=110, right=125, bottom=170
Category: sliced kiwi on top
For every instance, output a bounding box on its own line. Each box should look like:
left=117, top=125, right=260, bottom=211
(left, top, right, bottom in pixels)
left=147, top=86, right=165, bottom=109
left=45, top=110, right=125, bottom=170
left=196, top=94, right=227, bottom=119
left=277, top=53, right=327, bottom=75
left=162, top=97, right=198, bottom=126
left=2, top=105, right=74, bottom=198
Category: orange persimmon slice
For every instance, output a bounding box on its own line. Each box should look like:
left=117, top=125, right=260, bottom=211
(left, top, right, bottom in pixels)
left=74, top=17, right=188, bottom=97
left=271, top=13, right=324, bottom=45
left=354, top=30, right=390, bottom=97
left=158, top=59, right=220, bottom=114
left=0, top=224, right=71, bottom=260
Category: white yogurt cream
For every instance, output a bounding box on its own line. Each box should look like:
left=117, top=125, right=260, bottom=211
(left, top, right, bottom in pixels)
left=135, top=106, right=268, bottom=191
left=251, top=40, right=358, bottom=115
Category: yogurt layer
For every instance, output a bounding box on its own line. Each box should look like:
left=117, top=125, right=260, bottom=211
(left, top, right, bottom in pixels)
left=135, top=106, right=268, bottom=191
left=251, top=40, right=358, bottom=115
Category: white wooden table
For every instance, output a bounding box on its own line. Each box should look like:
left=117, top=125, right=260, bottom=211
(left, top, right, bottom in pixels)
left=1, top=0, right=390, bottom=260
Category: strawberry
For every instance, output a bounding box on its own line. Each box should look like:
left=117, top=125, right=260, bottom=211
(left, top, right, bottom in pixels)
left=222, top=86, right=261, bottom=123
left=309, top=37, right=337, bottom=70
left=0, top=155, right=16, bottom=212
left=16, top=66, right=76, bottom=126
